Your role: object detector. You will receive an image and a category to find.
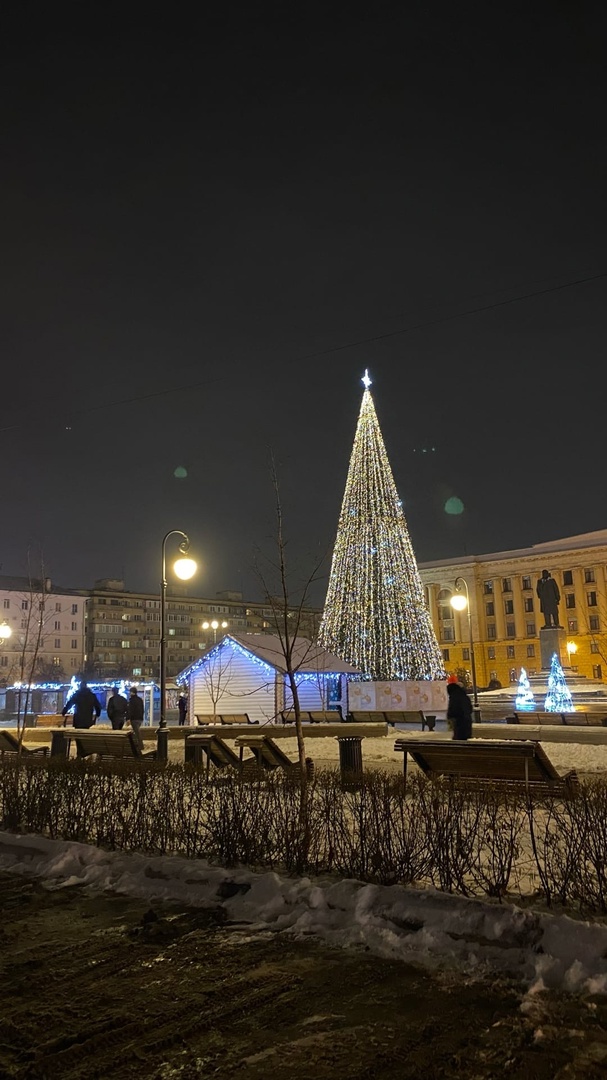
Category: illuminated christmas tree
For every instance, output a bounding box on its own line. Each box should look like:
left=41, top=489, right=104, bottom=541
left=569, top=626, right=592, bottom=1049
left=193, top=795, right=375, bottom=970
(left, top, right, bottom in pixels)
left=318, top=370, right=445, bottom=681
left=544, top=653, right=573, bottom=713
left=515, top=667, right=535, bottom=711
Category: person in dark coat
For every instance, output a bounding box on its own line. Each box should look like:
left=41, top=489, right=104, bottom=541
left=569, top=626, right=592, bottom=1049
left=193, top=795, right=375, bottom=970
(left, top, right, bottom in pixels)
left=177, top=692, right=188, bottom=726
left=447, top=680, right=473, bottom=741
left=107, top=686, right=128, bottom=730
left=62, top=679, right=101, bottom=729
left=126, top=685, right=145, bottom=750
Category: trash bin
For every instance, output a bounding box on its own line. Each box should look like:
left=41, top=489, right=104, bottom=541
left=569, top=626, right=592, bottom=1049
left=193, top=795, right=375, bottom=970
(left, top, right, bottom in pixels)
left=336, top=735, right=363, bottom=789
left=423, top=714, right=436, bottom=732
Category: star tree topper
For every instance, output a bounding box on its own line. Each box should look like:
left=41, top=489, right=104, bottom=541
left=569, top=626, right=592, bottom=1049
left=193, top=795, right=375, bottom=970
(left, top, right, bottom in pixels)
left=361, top=369, right=372, bottom=389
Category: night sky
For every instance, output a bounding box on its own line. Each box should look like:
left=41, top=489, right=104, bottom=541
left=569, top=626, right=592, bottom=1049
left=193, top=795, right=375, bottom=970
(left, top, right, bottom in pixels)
left=3, top=7, right=607, bottom=605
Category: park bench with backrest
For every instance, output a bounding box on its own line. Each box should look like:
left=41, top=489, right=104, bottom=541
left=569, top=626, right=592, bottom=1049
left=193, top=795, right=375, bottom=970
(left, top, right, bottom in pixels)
left=348, top=711, right=389, bottom=724
left=393, top=737, right=579, bottom=796
left=560, top=712, right=607, bottom=727
left=234, top=734, right=313, bottom=777
left=34, top=714, right=72, bottom=728
left=280, top=709, right=344, bottom=724
left=49, top=729, right=159, bottom=762
left=0, top=731, right=49, bottom=757
left=384, top=710, right=437, bottom=731
left=185, top=733, right=256, bottom=775
left=195, top=713, right=255, bottom=725
left=513, top=712, right=565, bottom=725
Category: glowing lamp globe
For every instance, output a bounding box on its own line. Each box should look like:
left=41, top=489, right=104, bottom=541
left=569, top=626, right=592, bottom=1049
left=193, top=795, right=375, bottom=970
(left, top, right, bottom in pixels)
left=450, top=593, right=468, bottom=612
left=173, top=556, right=197, bottom=580
left=0, top=624, right=12, bottom=640
left=211, top=620, right=219, bottom=630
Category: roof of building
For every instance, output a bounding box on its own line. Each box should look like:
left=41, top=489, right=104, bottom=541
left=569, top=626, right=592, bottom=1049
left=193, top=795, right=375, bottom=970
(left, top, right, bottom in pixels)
left=178, top=632, right=360, bottom=680
left=0, top=575, right=80, bottom=596
left=419, top=529, right=607, bottom=570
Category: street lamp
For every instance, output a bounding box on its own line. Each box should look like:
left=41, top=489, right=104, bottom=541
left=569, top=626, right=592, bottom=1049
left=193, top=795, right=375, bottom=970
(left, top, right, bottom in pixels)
left=0, top=622, right=12, bottom=641
left=202, top=619, right=228, bottom=644
left=160, top=531, right=197, bottom=729
left=450, top=577, right=480, bottom=721
left=566, top=640, right=578, bottom=667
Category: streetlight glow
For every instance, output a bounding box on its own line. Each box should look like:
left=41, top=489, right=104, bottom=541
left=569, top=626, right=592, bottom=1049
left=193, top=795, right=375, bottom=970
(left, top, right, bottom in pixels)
left=0, top=622, right=12, bottom=640
left=174, top=556, right=197, bottom=580
left=450, top=577, right=480, bottom=721
left=449, top=593, right=467, bottom=612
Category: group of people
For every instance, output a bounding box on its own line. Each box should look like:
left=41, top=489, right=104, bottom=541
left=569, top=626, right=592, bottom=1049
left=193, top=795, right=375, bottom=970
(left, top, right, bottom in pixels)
left=61, top=681, right=189, bottom=740
left=61, top=681, right=145, bottom=746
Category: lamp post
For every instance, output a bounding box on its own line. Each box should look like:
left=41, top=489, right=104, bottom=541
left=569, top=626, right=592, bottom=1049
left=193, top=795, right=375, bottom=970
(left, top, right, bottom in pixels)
left=202, top=619, right=228, bottom=644
left=450, top=577, right=480, bottom=721
left=160, top=531, right=197, bottom=729
left=566, top=640, right=578, bottom=668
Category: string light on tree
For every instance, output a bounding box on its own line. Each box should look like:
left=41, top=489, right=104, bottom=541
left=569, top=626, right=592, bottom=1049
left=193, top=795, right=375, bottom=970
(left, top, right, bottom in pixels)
left=544, top=653, right=573, bottom=713
left=515, top=667, right=535, bottom=711
left=318, top=370, right=445, bottom=681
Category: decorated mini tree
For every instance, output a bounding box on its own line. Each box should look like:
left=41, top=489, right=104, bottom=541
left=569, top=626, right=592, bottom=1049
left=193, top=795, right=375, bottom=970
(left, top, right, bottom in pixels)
left=544, top=652, right=573, bottom=713
left=318, top=370, right=445, bottom=681
left=515, top=667, right=535, bottom=711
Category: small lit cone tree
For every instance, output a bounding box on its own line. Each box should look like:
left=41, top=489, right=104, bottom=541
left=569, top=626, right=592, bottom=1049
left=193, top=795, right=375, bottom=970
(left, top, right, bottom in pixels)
left=515, top=666, right=535, bottom=711
left=544, top=652, right=573, bottom=713
left=318, top=371, right=445, bottom=681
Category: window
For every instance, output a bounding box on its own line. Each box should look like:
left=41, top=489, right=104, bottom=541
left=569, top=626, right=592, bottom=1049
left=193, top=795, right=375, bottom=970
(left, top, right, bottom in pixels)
left=565, top=594, right=576, bottom=609
left=487, top=625, right=496, bottom=640
left=504, top=599, right=514, bottom=615
left=442, top=627, right=454, bottom=641
left=506, top=622, right=516, bottom=638
left=585, top=568, right=596, bottom=584
left=72, top=621, right=77, bottom=631
left=589, top=615, right=600, bottom=632
left=54, top=620, right=61, bottom=630
left=21, top=600, right=28, bottom=610
left=502, top=578, right=512, bottom=593
left=439, top=606, right=453, bottom=621
left=507, top=645, right=515, bottom=658
left=526, top=622, right=536, bottom=636
left=485, top=601, right=495, bottom=616
left=524, top=597, right=534, bottom=613
left=132, top=667, right=142, bottom=676
left=527, top=645, right=535, bottom=657
left=442, top=649, right=450, bottom=662
left=568, top=619, right=578, bottom=633
left=563, top=570, right=573, bottom=586
left=462, top=647, right=470, bottom=661
left=587, top=591, right=598, bottom=607
left=0, top=656, right=7, bottom=667
left=521, top=576, right=531, bottom=590
left=52, top=656, right=61, bottom=666
left=71, top=603, right=78, bottom=614
left=593, top=665, right=603, bottom=680
left=121, top=640, right=130, bottom=648
left=54, top=638, right=61, bottom=648
left=71, top=639, right=78, bottom=648
left=55, top=602, right=61, bottom=612
left=484, top=581, right=493, bottom=594
left=591, top=643, right=600, bottom=654
left=3, top=599, right=9, bottom=609
left=487, top=647, right=496, bottom=659
left=168, top=629, right=176, bottom=636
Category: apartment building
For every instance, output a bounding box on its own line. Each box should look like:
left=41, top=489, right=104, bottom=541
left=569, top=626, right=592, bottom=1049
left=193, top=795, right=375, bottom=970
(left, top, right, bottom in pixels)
left=0, top=576, right=86, bottom=683
left=84, top=579, right=322, bottom=682
left=419, top=530, right=607, bottom=687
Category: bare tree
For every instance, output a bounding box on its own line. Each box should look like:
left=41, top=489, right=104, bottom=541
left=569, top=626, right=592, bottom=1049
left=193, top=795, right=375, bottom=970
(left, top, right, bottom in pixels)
left=13, top=555, right=53, bottom=748
left=254, top=457, right=327, bottom=781
left=200, top=642, right=237, bottom=719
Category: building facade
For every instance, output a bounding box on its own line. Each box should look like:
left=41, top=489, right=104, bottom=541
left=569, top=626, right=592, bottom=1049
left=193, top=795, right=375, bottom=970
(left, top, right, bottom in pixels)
left=0, top=576, right=86, bottom=683
left=419, top=530, right=607, bottom=687
left=84, top=579, right=322, bottom=682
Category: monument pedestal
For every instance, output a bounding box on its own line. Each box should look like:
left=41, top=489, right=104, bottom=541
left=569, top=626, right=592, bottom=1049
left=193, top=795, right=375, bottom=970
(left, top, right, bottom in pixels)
left=539, top=627, right=566, bottom=671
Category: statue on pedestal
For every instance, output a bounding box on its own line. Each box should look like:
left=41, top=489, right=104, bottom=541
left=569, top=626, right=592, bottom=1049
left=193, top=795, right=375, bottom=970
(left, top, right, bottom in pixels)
left=536, top=569, right=562, bottom=629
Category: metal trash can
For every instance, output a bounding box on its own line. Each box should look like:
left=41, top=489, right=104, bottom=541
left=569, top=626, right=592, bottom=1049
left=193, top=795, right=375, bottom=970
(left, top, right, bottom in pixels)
left=423, top=714, right=436, bottom=732
left=336, top=735, right=363, bottom=789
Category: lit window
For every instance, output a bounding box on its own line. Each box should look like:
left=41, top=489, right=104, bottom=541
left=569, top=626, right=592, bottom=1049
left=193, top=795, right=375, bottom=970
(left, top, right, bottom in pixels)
left=121, top=641, right=130, bottom=649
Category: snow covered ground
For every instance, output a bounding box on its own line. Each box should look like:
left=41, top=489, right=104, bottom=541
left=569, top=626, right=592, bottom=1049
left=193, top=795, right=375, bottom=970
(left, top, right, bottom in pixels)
left=2, top=828, right=607, bottom=1000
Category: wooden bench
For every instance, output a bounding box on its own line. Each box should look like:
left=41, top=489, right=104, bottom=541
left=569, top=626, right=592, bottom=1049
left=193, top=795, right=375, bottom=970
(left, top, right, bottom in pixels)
left=393, top=738, right=578, bottom=796
left=561, top=712, right=607, bottom=727
left=185, top=734, right=255, bottom=774
left=513, top=711, right=564, bottom=725
left=347, top=711, right=388, bottom=724
left=34, top=714, right=73, bottom=728
left=0, top=731, right=48, bottom=757
left=280, top=710, right=342, bottom=724
left=235, top=734, right=313, bottom=776
left=49, top=729, right=158, bottom=762
left=385, top=710, right=436, bottom=731
left=195, top=713, right=255, bottom=725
